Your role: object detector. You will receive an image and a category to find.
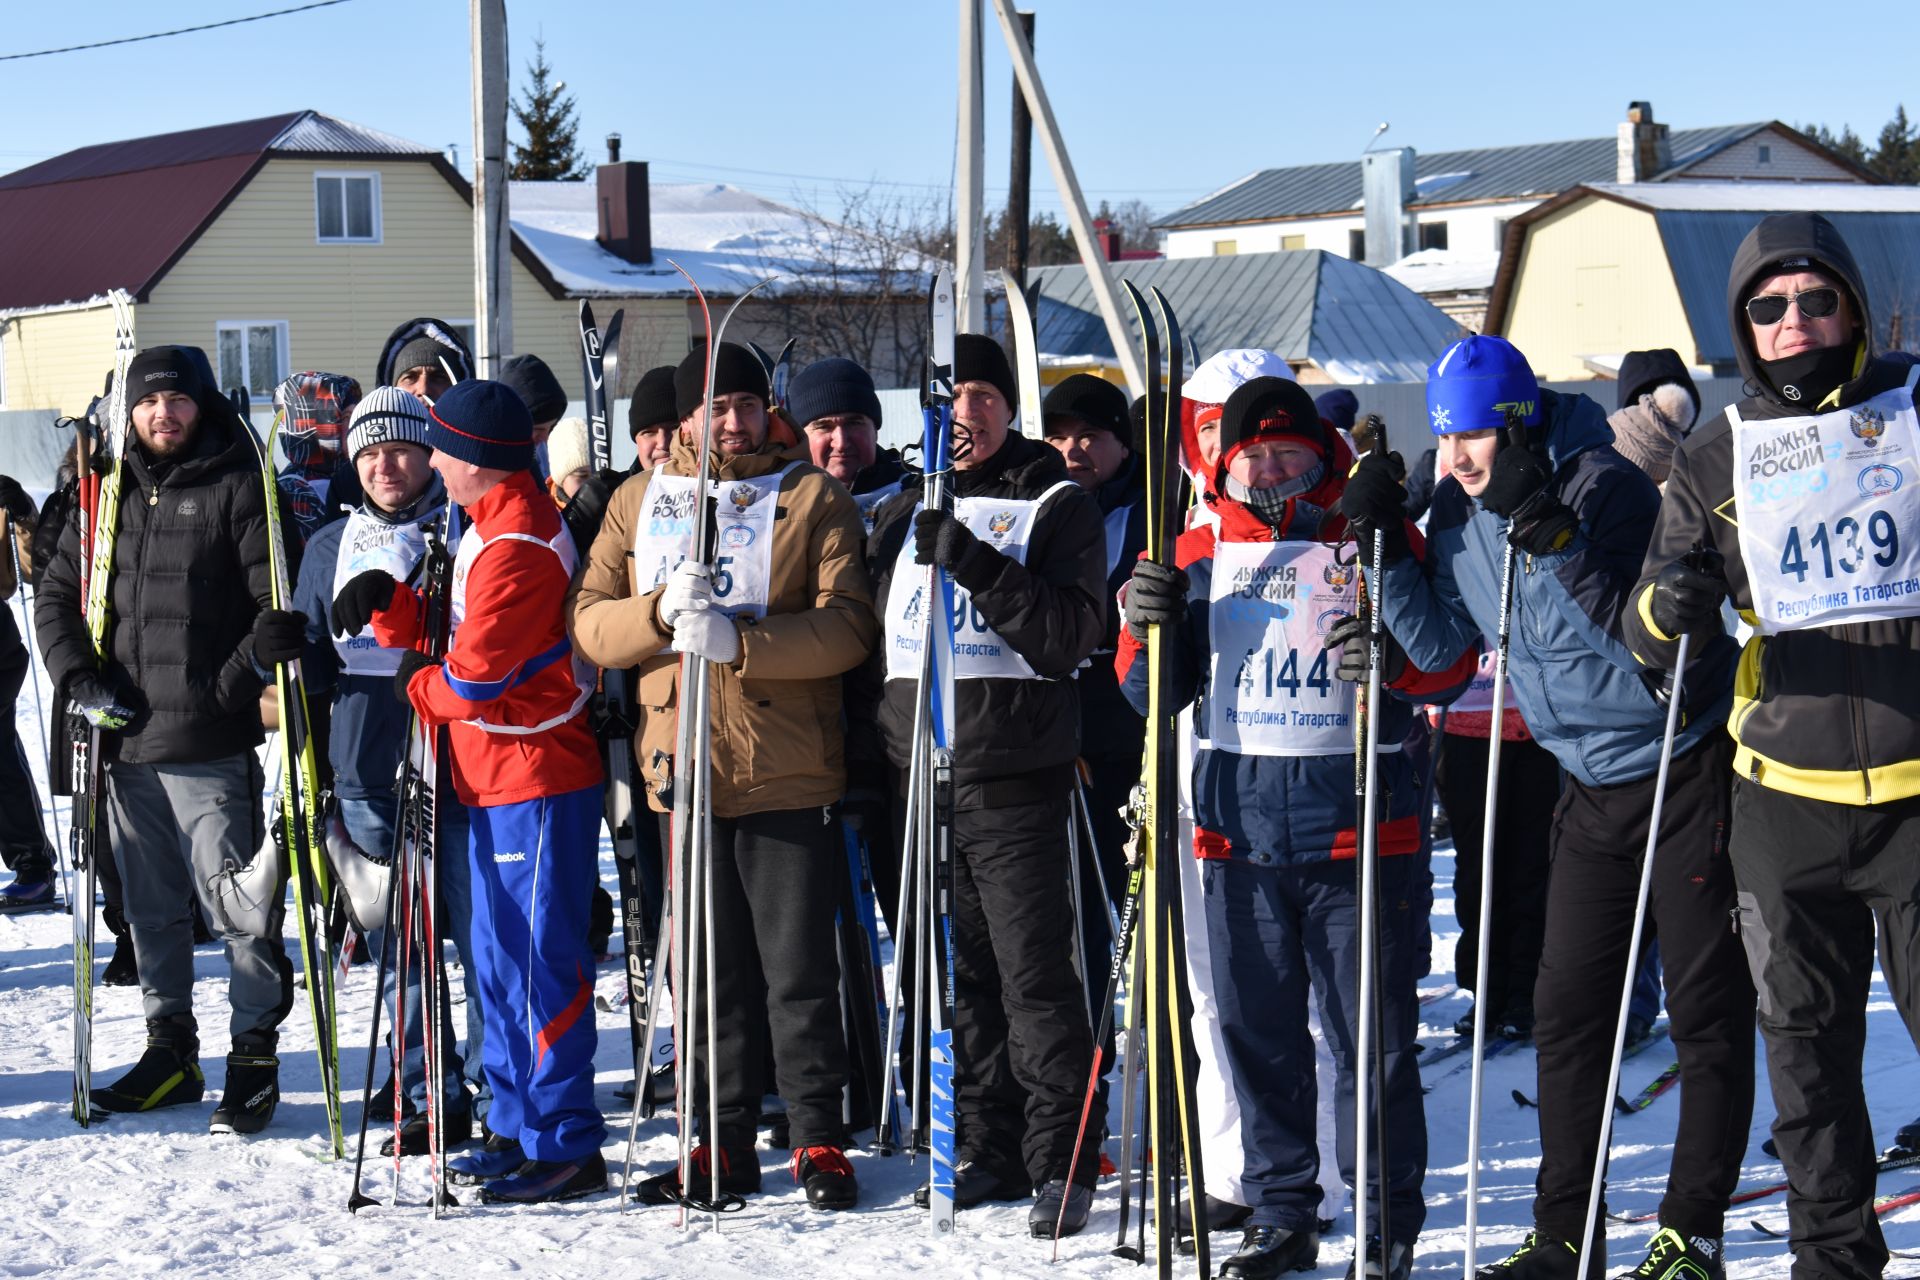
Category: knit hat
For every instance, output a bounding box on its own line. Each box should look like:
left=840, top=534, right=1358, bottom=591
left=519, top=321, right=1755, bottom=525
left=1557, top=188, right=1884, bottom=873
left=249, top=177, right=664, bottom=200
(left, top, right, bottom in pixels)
left=346, top=386, right=433, bottom=461
left=545, top=416, right=591, bottom=483
left=124, top=346, right=205, bottom=409
left=1314, top=387, right=1359, bottom=434
left=1615, top=348, right=1699, bottom=425
left=391, top=336, right=454, bottom=382
left=425, top=379, right=534, bottom=471
left=499, top=353, right=569, bottom=425
left=1607, top=389, right=1693, bottom=486
left=1426, top=335, right=1540, bottom=435
left=674, top=341, right=770, bottom=420
left=274, top=372, right=363, bottom=454
left=788, top=357, right=884, bottom=430
left=953, top=333, right=1018, bottom=408
left=1218, top=376, right=1326, bottom=470
left=1182, top=348, right=1292, bottom=406
left=628, top=365, right=679, bottom=436
left=1042, top=373, right=1132, bottom=448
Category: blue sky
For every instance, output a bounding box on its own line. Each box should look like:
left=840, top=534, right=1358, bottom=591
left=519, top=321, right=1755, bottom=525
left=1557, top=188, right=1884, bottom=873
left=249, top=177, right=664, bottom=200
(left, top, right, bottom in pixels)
left=1, top=0, right=1913, bottom=223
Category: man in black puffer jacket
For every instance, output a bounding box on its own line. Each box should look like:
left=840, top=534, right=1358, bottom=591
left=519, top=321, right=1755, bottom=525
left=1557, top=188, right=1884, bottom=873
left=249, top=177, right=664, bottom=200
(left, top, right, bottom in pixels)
left=865, top=333, right=1106, bottom=1235
left=37, top=345, right=300, bottom=1131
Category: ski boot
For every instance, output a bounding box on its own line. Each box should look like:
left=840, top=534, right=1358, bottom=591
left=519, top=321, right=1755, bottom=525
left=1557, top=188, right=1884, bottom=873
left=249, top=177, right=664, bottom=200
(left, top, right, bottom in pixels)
left=1610, top=1228, right=1722, bottom=1279
left=1475, top=1227, right=1605, bottom=1278
left=1219, top=1224, right=1319, bottom=1278
left=791, top=1145, right=858, bottom=1210
left=1348, top=1236, right=1415, bottom=1280
left=0, top=868, right=55, bottom=912
left=449, top=1132, right=524, bottom=1186
left=101, top=932, right=139, bottom=986
left=913, top=1155, right=1029, bottom=1209
left=209, top=1032, right=279, bottom=1135
left=91, top=1015, right=204, bottom=1113
left=480, top=1151, right=606, bottom=1204
left=1897, top=1116, right=1920, bottom=1155
left=633, top=1143, right=760, bottom=1207
left=1177, top=1192, right=1254, bottom=1255
left=1029, top=1178, right=1092, bottom=1238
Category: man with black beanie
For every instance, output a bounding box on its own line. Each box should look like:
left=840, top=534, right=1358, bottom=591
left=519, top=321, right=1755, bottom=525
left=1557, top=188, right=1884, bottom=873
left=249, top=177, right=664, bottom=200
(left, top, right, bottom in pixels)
left=790, top=356, right=907, bottom=532
left=864, top=332, right=1108, bottom=1236
left=36, top=344, right=300, bottom=1131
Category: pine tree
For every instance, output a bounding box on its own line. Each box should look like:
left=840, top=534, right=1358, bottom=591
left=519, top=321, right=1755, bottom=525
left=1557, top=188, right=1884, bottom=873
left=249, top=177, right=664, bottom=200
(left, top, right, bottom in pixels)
left=1872, top=105, right=1920, bottom=184
left=1800, top=121, right=1870, bottom=168
left=509, top=37, right=586, bottom=181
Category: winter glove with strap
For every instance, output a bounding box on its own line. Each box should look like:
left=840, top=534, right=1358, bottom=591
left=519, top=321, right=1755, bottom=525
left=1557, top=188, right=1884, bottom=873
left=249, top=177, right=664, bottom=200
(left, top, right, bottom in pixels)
left=1123, top=560, right=1189, bottom=641
left=1321, top=612, right=1408, bottom=685
left=1478, top=444, right=1577, bottom=555
left=251, top=608, right=308, bottom=668
left=1336, top=452, right=1411, bottom=562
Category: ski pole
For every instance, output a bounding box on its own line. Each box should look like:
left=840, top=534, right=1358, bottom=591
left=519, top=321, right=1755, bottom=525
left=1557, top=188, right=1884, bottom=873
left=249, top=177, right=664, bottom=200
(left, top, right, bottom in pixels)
left=347, top=824, right=405, bottom=1212
left=1070, top=769, right=1124, bottom=942
left=1064, top=784, right=1093, bottom=1025
left=1573, top=628, right=1693, bottom=1279
left=1463, top=540, right=1518, bottom=1276
left=877, top=773, right=920, bottom=1157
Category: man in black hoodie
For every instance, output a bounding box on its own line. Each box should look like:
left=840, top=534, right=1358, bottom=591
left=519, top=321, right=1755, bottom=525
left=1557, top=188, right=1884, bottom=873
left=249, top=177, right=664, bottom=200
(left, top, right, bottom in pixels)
left=866, top=334, right=1106, bottom=1235
left=1626, top=213, right=1920, bottom=1279
left=36, top=345, right=301, bottom=1132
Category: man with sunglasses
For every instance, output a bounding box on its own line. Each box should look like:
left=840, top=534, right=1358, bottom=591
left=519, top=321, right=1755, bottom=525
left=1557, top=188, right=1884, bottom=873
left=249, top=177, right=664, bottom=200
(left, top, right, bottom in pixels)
left=1627, top=212, right=1920, bottom=1279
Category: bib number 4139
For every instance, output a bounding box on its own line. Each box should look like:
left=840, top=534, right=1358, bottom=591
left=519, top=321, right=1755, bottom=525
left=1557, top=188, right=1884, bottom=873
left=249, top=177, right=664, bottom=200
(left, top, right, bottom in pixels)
left=1778, top=512, right=1899, bottom=584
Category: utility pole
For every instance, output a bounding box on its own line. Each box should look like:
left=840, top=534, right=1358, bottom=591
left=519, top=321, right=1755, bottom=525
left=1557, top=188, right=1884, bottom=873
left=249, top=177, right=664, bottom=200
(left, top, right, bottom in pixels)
left=954, top=0, right=986, bottom=333
left=1004, top=11, right=1035, bottom=293
left=471, top=0, right=512, bottom=375
left=989, top=0, right=1145, bottom=394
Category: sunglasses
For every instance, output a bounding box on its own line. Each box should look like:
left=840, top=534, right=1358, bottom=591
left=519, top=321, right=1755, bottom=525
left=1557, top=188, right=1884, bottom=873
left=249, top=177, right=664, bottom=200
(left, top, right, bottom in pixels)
left=1745, top=287, right=1842, bottom=326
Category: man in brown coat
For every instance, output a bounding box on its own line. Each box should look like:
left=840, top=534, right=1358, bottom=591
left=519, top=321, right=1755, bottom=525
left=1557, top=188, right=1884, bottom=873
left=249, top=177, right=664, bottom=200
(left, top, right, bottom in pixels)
left=567, top=340, right=876, bottom=1210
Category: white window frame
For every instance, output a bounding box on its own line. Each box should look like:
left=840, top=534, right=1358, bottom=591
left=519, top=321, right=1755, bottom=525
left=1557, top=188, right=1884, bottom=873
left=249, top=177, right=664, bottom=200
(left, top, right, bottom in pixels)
left=214, top=320, right=290, bottom=399
left=314, top=170, right=383, bottom=244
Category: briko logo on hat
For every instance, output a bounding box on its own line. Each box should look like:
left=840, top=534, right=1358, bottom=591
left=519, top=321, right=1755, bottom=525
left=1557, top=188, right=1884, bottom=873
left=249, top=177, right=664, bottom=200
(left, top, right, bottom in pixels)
left=144, top=370, right=179, bottom=383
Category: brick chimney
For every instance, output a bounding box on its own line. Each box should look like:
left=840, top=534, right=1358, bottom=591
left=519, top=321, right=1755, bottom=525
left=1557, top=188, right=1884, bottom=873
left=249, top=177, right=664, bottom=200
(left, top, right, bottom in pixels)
left=596, top=133, right=652, bottom=265
left=1617, top=101, right=1673, bottom=183
left=1093, top=216, right=1121, bottom=261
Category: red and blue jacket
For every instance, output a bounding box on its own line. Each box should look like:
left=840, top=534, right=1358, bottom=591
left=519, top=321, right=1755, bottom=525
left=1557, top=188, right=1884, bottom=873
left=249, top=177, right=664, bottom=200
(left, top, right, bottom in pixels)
left=1118, top=459, right=1474, bottom=866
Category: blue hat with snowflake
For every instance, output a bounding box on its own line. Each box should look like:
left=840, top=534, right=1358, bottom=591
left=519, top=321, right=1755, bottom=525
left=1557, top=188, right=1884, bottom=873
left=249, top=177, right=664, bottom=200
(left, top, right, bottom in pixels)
left=1425, top=335, right=1541, bottom=436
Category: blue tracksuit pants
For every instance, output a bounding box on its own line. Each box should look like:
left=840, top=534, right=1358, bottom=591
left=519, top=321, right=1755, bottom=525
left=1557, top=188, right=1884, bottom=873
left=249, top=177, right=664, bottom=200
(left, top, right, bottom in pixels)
left=467, top=784, right=606, bottom=1162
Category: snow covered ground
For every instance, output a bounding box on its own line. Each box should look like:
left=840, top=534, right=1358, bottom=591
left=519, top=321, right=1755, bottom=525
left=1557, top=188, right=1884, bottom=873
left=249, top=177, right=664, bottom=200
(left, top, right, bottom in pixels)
left=4, top=589, right=1920, bottom=1278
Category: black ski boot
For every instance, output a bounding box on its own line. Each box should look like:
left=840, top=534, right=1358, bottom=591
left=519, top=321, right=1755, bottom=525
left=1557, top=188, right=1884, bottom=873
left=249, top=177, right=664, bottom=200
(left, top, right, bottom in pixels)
left=91, top=1015, right=203, bottom=1113
left=1475, top=1228, right=1605, bottom=1279
left=1347, top=1236, right=1415, bottom=1280
left=913, top=1154, right=1029, bottom=1208
left=791, top=1145, right=858, bottom=1210
left=382, top=1106, right=474, bottom=1156
left=101, top=933, right=139, bottom=986
left=480, top=1150, right=607, bottom=1204
left=1029, top=1179, right=1092, bottom=1238
left=1219, top=1224, right=1319, bottom=1278
left=1610, top=1228, right=1722, bottom=1279
left=209, top=1032, right=279, bottom=1135
left=633, top=1144, right=761, bottom=1207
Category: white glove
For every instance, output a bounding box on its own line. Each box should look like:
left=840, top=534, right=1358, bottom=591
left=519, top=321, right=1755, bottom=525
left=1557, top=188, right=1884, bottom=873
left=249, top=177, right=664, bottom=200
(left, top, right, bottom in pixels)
left=670, top=609, right=740, bottom=665
left=660, top=561, right=714, bottom=627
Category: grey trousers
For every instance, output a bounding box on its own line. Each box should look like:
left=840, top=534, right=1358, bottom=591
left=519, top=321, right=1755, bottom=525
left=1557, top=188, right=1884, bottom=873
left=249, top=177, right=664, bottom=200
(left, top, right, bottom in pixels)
left=106, top=753, right=293, bottom=1040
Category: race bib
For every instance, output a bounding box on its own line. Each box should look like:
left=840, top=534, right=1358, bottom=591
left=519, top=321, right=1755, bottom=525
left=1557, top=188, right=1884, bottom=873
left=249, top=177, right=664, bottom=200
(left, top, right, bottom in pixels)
left=1732, top=369, right=1920, bottom=633
left=1205, top=541, right=1364, bottom=757
left=331, top=509, right=434, bottom=676
left=883, top=482, right=1076, bottom=682
left=630, top=466, right=796, bottom=621
left=1446, top=644, right=1512, bottom=716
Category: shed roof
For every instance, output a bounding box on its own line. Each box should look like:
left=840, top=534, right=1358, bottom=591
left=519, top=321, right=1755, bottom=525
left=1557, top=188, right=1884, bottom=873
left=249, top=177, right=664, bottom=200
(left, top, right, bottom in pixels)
left=1158, top=123, right=1776, bottom=230
left=0, top=111, right=560, bottom=311
left=1030, top=251, right=1465, bottom=384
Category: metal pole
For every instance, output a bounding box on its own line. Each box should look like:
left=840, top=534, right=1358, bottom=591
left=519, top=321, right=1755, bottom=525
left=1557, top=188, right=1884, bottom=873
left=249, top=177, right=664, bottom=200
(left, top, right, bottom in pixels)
left=954, top=0, right=986, bottom=333
left=1003, top=10, right=1035, bottom=292
left=469, top=0, right=512, bottom=376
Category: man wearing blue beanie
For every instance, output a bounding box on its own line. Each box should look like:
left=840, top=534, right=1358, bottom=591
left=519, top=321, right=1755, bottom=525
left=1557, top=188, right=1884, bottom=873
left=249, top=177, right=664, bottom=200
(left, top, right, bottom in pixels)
left=331, top=378, right=609, bottom=1203
left=1340, top=336, right=1753, bottom=1278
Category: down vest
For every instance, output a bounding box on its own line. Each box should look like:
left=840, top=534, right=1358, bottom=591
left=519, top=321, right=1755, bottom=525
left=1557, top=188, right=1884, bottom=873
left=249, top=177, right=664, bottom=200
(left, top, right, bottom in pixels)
left=36, top=412, right=274, bottom=765
left=566, top=433, right=877, bottom=819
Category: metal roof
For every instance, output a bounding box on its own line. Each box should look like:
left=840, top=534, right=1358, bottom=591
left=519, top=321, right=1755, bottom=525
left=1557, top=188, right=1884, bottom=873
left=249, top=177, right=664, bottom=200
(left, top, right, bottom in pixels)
left=1588, top=181, right=1920, bottom=214
left=0, top=112, right=541, bottom=311
left=1030, top=251, right=1465, bottom=384
left=1158, top=124, right=1765, bottom=229
left=1655, top=210, right=1920, bottom=366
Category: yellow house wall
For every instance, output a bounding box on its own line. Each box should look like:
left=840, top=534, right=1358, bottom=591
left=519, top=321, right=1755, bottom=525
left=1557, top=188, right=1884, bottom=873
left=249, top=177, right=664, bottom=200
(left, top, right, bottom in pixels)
left=1500, top=198, right=1697, bottom=381
left=136, top=157, right=582, bottom=394
left=1, top=303, right=119, bottom=416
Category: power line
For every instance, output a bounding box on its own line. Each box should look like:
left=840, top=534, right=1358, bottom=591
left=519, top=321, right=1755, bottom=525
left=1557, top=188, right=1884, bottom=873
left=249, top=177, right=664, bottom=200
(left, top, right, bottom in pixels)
left=0, top=0, right=354, bottom=62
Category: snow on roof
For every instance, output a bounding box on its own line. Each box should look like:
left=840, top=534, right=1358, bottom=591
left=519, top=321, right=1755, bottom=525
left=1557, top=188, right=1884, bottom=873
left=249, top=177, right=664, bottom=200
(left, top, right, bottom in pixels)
left=508, top=179, right=932, bottom=297
left=1382, top=248, right=1502, bottom=295
left=1587, top=181, right=1920, bottom=213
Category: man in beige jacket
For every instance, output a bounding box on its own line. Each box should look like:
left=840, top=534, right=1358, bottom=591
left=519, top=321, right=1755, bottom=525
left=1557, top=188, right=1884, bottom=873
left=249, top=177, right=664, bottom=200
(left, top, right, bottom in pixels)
left=568, top=340, right=876, bottom=1211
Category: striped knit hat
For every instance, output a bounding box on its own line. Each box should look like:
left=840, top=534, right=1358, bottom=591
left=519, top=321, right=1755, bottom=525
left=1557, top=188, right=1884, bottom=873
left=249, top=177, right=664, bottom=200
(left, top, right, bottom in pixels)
left=345, top=386, right=432, bottom=461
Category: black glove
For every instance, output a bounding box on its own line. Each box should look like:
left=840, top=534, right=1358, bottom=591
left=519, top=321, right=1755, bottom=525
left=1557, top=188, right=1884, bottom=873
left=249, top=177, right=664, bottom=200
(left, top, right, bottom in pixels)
left=393, top=649, right=439, bottom=707
left=330, top=569, right=397, bottom=637
left=1337, top=452, right=1410, bottom=562
left=1648, top=548, right=1728, bottom=639
left=1478, top=443, right=1578, bottom=555
left=561, top=469, right=617, bottom=548
left=913, top=508, right=980, bottom=571
left=1123, top=560, right=1189, bottom=640
left=1321, top=613, right=1408, bottom=685
left=251, top=608, right=307, bottom=667
left=68, top=672, right=135, bottom=731
left=0, top=475, right=34, bottom=524
left=840, top=786, right=889, bottom=835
